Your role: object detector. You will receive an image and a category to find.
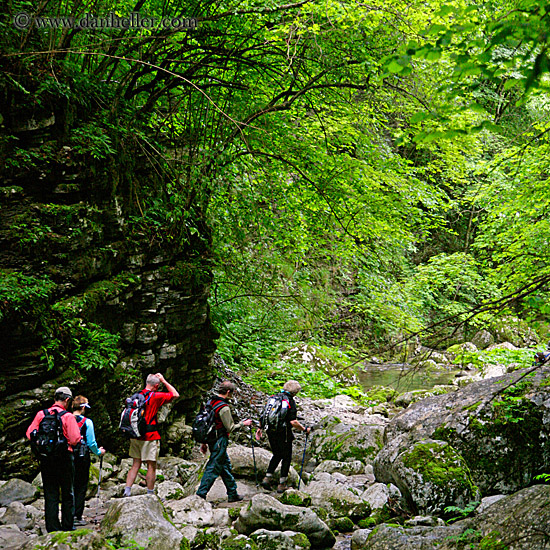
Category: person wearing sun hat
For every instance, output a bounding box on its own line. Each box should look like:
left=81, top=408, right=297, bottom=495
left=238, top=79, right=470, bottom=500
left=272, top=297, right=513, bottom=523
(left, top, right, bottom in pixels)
left=26, top=386, right=82, bottom=532
left=71, top=396, right=106, bottom=526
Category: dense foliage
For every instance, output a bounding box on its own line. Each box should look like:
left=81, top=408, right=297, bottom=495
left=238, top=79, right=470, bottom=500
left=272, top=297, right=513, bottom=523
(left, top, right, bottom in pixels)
left=1, top=0, right=550, bottom=393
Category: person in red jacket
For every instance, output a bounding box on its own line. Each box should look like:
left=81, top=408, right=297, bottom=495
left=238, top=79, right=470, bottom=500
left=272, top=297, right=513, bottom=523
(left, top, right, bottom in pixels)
left=123, top=373, right=179, bottom=497
left=26, top=386, right=82, bottom=532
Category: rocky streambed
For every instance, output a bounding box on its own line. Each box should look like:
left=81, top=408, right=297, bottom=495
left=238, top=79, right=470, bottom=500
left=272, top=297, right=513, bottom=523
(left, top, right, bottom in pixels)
left=1, top=358, right=549, bottom=549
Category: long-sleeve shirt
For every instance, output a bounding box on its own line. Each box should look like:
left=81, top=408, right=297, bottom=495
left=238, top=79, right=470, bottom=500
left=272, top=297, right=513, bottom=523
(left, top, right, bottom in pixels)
left=26, top=403, right=81, bottom=451
left=74, top=415, right=102, bottom=456
left=219, top=404, right=243, bottom=434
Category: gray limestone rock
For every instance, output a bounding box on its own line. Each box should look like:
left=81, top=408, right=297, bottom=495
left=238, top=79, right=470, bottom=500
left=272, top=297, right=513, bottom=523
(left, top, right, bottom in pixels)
left=0, top=502, right=34, bottom=530
left=364, top=484, right=550, bottom=550
left=251, top=529, right=312, bottom=550
left=101, top=494, right=184, bottom=550
left=0, top=479, right=37, bottom=507
left=235, top=494, right=335, bottom=548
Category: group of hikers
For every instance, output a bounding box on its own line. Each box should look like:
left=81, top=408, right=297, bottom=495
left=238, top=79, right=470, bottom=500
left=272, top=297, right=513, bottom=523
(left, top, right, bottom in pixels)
left=26, top=373, right=309, bottom=534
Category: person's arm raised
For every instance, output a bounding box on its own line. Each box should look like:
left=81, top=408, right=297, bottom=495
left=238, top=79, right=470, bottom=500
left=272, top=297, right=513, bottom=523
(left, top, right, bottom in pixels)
left=156, top=373, right=179, bottom=398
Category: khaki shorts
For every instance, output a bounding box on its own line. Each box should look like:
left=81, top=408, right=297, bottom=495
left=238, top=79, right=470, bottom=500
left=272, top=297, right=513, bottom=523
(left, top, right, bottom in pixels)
left=129, top=439, right=160, bottom=462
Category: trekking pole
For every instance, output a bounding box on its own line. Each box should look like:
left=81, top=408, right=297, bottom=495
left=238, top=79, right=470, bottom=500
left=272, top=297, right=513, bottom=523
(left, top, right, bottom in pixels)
left=93, top=455, right=104, bottom=524
left=297, top=429, right=309, bottom=491
left=248, top=424, right=258, bottom=486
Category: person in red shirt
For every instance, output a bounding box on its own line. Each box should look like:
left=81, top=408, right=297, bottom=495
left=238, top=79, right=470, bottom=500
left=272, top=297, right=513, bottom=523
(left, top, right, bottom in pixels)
left=26, top=386, right=82, bottom=532
left=123, top=373, right=179, bottom=497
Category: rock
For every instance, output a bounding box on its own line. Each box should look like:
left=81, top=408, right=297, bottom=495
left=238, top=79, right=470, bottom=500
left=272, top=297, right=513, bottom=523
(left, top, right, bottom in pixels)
left=250, top=529, right=312, bottom=550
left=374, top=364, right=550, bottom=503
left=364, top=484, right=550, bottom=550
left=101, top=494, right=184, bottom=549
left=313, top=460, right=365, bottom=476
left=491, top=316, right=539, bottom=347
left=361, top=483, right=390, bottom=511
left=447, top=342, right=477, bottom=355
left=156, top=480, right=185, bottom=501
left=0, top=524, right=27, bottom=549
left=302, top=476, right=371, bottom=520
left=18, top=529, right=106, bottom=549
left=278, top=489, right=312, bottom=507
left=374, top=438, right=480, bottom=516
left=166, top=495, right=230, bottom=528
left=471, top=330, right=494, bottom=350
left=327, top=516, right=355, bottom=533
left=350, top=529, right=371, bottom=550
left=228, top=445, right=298, bottom=484
left=235, top=494, right=335, bottom=548
left=486, top=342, right=517, bottom=351
left=222, top=534, right=258, bottom=549
left=0, top=502, right=34, bottom=530
left=309, top=416, right=386, bottom=463
left=0, top=479, right=37, bottom=506
left=476, top=494, right=506, bottom=514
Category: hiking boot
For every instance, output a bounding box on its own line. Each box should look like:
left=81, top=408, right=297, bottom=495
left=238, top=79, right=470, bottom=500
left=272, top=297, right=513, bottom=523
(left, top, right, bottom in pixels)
left=276, top=483, right=287, bottom=493
left=228, top=495, right=243, bottom=503
left=73, top=518, right=87, bottom=527
left=261, top=477, right=274, bottom=490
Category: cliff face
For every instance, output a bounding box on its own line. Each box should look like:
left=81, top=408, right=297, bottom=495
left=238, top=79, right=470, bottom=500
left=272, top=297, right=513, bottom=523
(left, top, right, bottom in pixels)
left=0, top=69, right=218, bottom=479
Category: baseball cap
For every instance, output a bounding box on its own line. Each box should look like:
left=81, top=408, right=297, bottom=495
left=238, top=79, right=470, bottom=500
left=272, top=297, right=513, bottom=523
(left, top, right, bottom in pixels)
left=55, top=386, right=73, bottom=398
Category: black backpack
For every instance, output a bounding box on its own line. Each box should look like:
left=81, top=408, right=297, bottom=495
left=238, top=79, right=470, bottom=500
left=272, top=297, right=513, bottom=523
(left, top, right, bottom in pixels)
left=260, top=392, right=290, bottom=432
left=75, top=416, right=89, bottom=458
left=29, top=409, right=69, bottom=458
left=119, top=390, right=154, bottom=439
left=192, top=398, right=226, bottom=443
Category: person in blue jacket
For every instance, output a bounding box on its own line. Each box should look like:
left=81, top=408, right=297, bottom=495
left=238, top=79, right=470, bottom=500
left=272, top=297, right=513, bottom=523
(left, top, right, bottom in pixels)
left=71, top=396, right=106, bottom=526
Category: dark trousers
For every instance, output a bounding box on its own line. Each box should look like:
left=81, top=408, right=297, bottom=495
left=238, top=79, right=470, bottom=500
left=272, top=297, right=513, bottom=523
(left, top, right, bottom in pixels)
left=40, top=453, right=75, bottom=532
left=196, top=436, right=238, bottom=499
left=267, top=431, right=293, bottom=478
left=74, top=453, right=90, bottom=520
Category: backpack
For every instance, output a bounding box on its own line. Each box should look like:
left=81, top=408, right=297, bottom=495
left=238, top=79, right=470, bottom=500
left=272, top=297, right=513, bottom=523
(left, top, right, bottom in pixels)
left=29, top=409, right=69, bottom=458
left=119, top=390, right=154, bottom=439
left=260, top=392, right=290, bottom=432
left=192, top=398, right=226, bottom=443
left=74, top=416, right=89, bottom=458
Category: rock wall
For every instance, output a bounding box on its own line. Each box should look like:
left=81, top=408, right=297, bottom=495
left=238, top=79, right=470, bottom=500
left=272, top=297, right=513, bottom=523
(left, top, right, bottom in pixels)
left=0, top=82, right=218, bottom=479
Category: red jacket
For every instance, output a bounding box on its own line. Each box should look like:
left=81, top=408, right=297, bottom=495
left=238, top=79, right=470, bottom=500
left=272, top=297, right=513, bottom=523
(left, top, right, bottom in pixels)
left=26, top=403, right=81, bottom=451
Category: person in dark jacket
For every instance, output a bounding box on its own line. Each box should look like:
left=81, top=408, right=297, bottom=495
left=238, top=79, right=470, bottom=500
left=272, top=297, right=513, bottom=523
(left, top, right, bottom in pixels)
left=26, top=387, right=82, bottom=532
left=195, top=380, right=253, bottom=502
left=256, top=380, right=311, bottom=493
left=71, top=396, right=106, bottom=526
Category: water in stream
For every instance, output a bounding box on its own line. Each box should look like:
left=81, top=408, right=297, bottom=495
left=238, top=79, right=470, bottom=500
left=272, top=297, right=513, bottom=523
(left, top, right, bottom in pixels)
left=358, top=362, right=462, bottom=392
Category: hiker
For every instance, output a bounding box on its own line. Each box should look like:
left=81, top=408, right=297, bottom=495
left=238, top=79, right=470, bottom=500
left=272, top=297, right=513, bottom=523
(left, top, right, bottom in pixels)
left=26, top=386, right=82, bottom=532
left=71, top=396, right=106, bottom=526
left=196, top=380, right=253, bottom=502
left=123, top=373, right=179, bottom=497
left=256, top=380, right=311, bottom=493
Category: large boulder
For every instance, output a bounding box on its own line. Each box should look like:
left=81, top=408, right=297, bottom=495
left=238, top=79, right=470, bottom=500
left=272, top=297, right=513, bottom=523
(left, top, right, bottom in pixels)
left=301, top=475, right=371, bottom=520
left=250, top=529, right=311, bottom=550
left=166, top=495, right=230, bottom=528
left=235, top=494, right=335, bottom=549
left=374, top=438, right=479, bottom=515
left=471, top=329, right=495, bottom=350
left=374, top=365, right=550, bottom=504
left=0, top=501, right=34, bottom=530
left=228, top=445, right=298, bottom=484
left=309, top=416, right=386, bottom=464
left=364, top=484, right=550, bottom=550
left=101, top=495, right=184, bottom=549
left=0, top=479, right=37, bottom=506
left=0, top=524, right=27, bottom=549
